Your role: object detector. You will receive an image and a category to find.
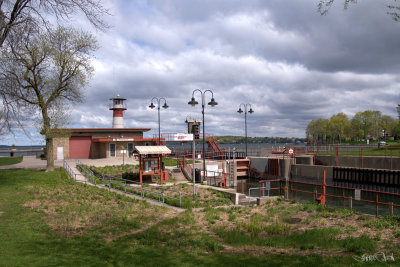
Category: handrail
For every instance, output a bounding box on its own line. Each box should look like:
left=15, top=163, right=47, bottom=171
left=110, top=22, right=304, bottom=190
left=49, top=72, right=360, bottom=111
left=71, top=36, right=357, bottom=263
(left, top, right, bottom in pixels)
left=76, top=164, right=182, bottom=208
left=62, top=160, right=77, bottom=181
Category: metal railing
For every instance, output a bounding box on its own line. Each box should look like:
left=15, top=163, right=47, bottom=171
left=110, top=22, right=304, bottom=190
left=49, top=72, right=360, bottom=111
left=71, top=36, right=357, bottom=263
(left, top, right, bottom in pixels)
left=76, top=164, right=182, bottom=208
left=62, top=159, right=77, bottom=181
left=248, top=186, right=271, bottom=206
left=259, top=173, right=400, bottom=217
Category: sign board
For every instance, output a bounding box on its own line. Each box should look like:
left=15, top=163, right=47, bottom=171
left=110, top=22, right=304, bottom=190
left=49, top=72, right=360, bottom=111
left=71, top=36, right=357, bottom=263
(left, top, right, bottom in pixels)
left=172, top=133, right=194, bottom=141
left=288, top=148, right=294, bottom=154
left=120, top=150, right=127, bottom=154
left=354, top=189, right=361, bottom=201
left=113, top=138, right=134, bottom=141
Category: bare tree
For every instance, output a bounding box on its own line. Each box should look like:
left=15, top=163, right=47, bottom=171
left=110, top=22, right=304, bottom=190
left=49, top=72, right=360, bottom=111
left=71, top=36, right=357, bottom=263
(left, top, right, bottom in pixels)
left=0, top=26, right=98, bottom=170
left=0, top=0, right=109, bottom=135
left=0, top=0, right=110, bottom=48
left=318, top=0, right=400, bottom=21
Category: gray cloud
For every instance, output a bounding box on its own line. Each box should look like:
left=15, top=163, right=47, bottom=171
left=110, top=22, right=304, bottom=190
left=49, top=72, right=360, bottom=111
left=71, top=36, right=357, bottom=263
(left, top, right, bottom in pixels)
left=3, top=0, right=400, bottom=145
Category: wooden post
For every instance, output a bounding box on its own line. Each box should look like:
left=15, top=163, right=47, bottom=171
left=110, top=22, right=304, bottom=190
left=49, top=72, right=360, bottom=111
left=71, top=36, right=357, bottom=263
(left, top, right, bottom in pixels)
left=139, top=155, right=142, bottom=184
left=376, top=192, right=379, bottom=217
left=160, top=155, right=163, bottom=185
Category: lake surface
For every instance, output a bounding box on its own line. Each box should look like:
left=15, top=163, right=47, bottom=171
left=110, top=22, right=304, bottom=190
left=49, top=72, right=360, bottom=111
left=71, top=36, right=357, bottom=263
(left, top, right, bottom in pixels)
left=0, top=145, right=44, bottom=157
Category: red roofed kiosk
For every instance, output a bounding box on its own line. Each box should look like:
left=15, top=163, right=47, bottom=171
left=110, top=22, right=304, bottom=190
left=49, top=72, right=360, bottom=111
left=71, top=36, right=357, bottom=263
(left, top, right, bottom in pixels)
left=135, top=146, right=171, bottom=184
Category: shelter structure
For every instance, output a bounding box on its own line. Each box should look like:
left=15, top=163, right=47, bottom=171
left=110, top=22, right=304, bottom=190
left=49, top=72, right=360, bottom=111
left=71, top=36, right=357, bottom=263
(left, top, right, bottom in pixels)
left=135, top=146, right=171, bottom=184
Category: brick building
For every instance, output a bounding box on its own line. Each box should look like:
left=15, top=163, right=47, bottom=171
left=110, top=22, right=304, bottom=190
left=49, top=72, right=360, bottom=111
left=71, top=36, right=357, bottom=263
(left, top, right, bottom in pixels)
left=52, top=128, right=157, bottom=160
left=51, top=94, right=157, bottom=160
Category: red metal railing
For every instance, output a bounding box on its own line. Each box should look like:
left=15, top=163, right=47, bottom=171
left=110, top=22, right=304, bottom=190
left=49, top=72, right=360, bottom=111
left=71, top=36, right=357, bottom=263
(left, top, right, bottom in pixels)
left=259, top=171, right=400, bottom=217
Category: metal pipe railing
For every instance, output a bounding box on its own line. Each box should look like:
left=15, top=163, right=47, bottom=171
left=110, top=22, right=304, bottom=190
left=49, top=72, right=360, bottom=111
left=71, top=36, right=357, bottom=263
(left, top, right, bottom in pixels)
left=77, top=164, right=182, bottom=208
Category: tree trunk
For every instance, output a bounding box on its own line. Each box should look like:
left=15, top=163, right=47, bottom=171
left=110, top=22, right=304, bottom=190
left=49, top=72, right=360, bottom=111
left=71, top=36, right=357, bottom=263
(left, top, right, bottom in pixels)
left=46, top=136, right=54, bottom=172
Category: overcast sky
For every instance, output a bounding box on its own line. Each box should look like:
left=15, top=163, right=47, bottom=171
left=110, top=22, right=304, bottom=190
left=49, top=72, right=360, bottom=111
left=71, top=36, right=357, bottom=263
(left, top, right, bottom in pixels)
left=3, top=0, right=400, bottom=145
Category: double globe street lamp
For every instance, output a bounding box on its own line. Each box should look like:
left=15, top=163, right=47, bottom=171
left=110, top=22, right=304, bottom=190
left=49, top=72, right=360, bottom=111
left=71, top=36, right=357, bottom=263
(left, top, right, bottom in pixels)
left=149, top=97, right=168, bottom=145
left=188, top=89, right=218, bottom=181
left=237, top=103, right=254, bottom=157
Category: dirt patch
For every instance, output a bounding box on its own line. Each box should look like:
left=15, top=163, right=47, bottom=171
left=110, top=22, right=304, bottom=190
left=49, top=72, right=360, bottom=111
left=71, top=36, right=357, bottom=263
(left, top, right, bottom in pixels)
left=103, top=209, right=178, bottom=242
left=221, top=245, right=350, bottom=258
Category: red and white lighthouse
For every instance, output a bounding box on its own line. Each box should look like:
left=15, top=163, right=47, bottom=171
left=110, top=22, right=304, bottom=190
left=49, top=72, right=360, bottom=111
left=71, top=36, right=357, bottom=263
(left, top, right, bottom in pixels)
left=109, top=94, right=127, bottom=128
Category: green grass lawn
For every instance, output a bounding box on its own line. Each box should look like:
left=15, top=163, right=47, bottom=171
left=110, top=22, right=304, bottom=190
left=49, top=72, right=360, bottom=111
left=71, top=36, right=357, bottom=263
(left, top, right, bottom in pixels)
left=163, top=157, right=200, bottom=166
left=0, top=168, right=398, bottom=266
left=0, top=156, right=22, bottom=165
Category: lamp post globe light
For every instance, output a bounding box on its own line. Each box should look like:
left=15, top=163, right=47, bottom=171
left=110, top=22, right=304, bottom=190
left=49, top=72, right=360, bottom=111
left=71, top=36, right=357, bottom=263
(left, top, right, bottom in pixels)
left=149, top=97, right=168, bottom=145
left=188, top=89, right=218, bottom=182
left=237, top=103, right=254, bottom=157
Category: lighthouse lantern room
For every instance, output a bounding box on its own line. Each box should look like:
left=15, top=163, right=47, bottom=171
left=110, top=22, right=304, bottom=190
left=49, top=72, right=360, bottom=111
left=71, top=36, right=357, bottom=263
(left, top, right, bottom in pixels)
left=109, top=94, right=127, bottom=128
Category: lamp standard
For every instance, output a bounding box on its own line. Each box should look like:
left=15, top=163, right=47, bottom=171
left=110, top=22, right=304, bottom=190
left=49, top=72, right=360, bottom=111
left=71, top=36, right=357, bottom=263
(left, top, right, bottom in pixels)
left=237, top=103, right=254, bottom=157
left=188, top=89, right=218, bottom=181
left=149, top=97, right=169, bottom=145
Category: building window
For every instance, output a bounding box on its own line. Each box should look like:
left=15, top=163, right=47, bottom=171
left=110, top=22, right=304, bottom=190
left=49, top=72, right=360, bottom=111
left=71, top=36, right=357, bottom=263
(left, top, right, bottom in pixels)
left=110, top=143, right=116, bottom=157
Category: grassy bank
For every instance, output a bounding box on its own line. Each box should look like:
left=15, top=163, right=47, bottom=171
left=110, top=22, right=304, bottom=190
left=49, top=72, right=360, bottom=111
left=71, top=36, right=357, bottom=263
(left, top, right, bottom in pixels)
left=0, top=168, right=399, bottom=266
left=315, top=146, right=400, bottom=157
left=0, top=156, right=22, bottom=165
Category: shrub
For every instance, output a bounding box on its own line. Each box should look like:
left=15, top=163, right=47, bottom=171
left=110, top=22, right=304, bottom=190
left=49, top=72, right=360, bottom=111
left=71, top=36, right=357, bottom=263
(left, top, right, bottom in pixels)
left=122, top=172, right=140, bottom=181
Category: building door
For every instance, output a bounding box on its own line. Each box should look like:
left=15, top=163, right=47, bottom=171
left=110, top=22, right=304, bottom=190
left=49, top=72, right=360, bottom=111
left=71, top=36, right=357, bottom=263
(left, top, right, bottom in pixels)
left=57, top=146, right=64, bottom=160
left=127, top=143, right=134, bottom=157
left=70, top=136, right=92, bottom=159
left=110, top=143, right=116, bottom=157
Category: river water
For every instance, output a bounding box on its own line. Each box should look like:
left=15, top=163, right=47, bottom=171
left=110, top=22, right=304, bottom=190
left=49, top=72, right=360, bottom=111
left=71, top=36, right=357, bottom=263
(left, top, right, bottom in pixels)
left=0, top=145, right=45, bottom=157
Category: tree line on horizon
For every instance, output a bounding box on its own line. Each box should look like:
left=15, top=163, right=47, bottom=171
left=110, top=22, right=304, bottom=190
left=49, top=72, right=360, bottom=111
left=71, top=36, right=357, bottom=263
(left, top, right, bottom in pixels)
left=306, top=108, right=400, bottom=143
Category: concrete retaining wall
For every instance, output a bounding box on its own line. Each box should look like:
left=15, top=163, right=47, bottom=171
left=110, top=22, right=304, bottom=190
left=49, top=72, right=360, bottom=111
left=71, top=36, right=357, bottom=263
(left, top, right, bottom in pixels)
left=291, top=164, right=333, bottom=181
left=295, top=155, right=313, bottom=165
left=316, top=155, right=400, bottom=170
left=248, top=157, right=294, bottom=179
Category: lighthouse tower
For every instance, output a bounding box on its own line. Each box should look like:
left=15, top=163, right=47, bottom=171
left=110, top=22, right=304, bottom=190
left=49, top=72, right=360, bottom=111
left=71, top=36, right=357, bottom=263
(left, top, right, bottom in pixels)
left=109, top=94, right=127, bottom=128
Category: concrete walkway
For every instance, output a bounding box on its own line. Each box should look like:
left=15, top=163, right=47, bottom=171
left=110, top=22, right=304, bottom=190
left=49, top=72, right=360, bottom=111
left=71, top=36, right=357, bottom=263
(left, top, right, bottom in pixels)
left=0, top=156, right=63, bottom=170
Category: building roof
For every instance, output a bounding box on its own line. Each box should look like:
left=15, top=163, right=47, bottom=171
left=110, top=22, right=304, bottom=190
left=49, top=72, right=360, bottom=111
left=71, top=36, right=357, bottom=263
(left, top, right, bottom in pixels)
left=65, top=128, right=151, bottom=133
left=92, top=137, right=159, bottom=142
left=135, top=146, right=171, bottom=155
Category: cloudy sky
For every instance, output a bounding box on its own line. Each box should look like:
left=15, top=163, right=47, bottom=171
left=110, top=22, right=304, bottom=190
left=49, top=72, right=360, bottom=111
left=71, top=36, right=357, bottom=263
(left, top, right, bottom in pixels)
left=4, top=0, right=400, bottom=145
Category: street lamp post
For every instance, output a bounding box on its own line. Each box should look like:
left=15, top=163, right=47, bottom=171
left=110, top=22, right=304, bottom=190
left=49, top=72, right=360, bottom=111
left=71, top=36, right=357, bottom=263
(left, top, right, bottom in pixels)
left=237, top=103, right=254, bottom=157
left=149, top=97, right=169, bottom=145
left=188, top=89, right=218, bottom=182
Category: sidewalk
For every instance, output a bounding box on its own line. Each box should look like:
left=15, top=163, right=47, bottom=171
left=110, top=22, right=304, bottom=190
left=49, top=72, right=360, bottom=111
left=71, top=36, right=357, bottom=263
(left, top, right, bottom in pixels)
left=0, top=156, right=139, bottom=170
left=0, top=156, right=63, bottom=170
